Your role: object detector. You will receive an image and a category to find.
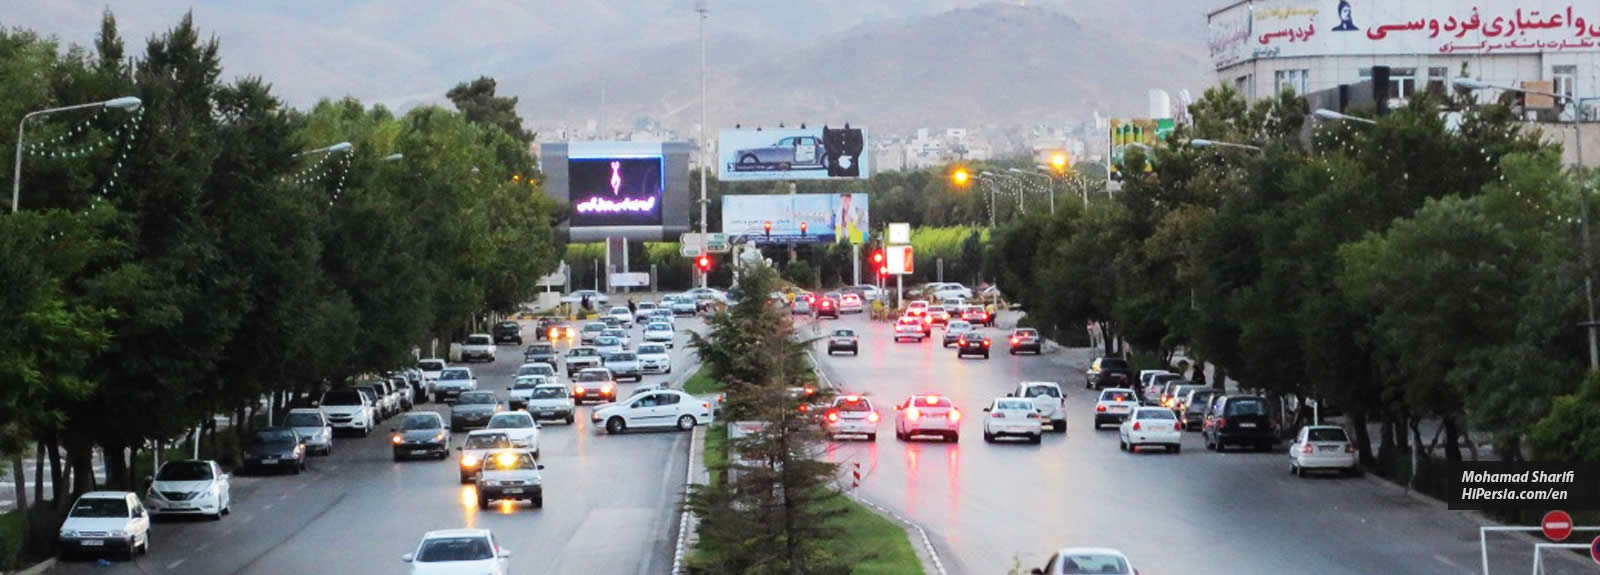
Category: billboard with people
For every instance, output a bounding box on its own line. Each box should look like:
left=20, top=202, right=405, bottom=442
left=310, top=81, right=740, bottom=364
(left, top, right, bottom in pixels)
left=722, top=193, right=870, bottom=245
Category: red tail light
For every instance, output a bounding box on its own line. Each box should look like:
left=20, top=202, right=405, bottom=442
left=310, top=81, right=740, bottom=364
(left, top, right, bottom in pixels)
left=1301, top=443, right=1314, bottom=454
left=1026, top=412, right=1040, bottom=419
left=826, top=411, right=839, bottom=423
left=991, top=411, right=1005, bottom=419
left=1132, top=421, right=1142, bottom=431
left=906, top=407, right=921, bottom=420
left=1010, top=336, right=1019, bottom=344
left=982, top=340, right=990, bottom=347
left=1096, top=404, right=1107, bottom=412
left=1175, top=421, right=1184, bottom=431
left=1216, top=418, right=1226, bottom=428
left=948, top=410, right=961, bottom=422
left=867, top=412, right=880, bottom=423
left=958, top=337, right=967, bottom=346
left=1344, top=444, right=1355, bottom=454
left=798, top=404, right=810, bottom=413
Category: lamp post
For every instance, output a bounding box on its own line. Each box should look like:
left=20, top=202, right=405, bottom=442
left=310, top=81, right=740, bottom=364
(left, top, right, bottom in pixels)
left=1313, top=108, right=1378, bottom=125
left=1454, top=78, right=1597, bottom=371
left=294, top=141, right=352, bottom=158
left=1007, top=168, right=1057, bottom=214
left=1188, top=139, right=1263, bottom=152
left=12, top=96, right=142, bottom=213
left=696, top=0, right=710, bottom=289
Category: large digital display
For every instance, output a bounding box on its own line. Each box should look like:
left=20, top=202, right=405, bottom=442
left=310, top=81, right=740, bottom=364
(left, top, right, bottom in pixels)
left=568, top=156, right=664, bottom=228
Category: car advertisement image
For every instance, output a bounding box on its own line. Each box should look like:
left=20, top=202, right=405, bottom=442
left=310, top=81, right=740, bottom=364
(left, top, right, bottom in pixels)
left=723, top=193, right=869, bottom=244
left=718, top=126, right=869, bottom=181
left=567, top=156, right=664, bottom=228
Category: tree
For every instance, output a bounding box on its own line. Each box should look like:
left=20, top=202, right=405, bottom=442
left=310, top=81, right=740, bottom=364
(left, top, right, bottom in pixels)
left=446, top=76, right=534, bottom=145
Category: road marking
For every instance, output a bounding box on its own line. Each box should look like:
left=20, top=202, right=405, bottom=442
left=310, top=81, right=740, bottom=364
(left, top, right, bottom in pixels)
left=262, top=503, right=274, bottom=511
left=1434, top=553, right=1470, bottom=574
left=166, top=559, right=186, bottom=570
left=277, top=494, right=288, bottom=500
left=238, top=514, right=253, bottom=524
left=196, top=542, right=210, bottom=552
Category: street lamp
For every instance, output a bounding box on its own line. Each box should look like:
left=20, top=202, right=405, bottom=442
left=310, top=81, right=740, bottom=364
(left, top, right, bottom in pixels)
left=12, top=96, right=142, bottom=213
left=294, top=141, right=353, bottom=158
left=1313, top=109, right=1378, bottom=125
left=382, top=153, right=404, bottom=162
left=1189, top=139, right=1263, bottom=152
left=1007, top=168, right=1059, bottom=214
left=951, top=167, right=971, bottom=186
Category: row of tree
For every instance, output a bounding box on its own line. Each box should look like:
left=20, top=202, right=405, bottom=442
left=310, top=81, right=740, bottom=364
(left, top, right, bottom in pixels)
left=0, top=10, right=561, bottom=540
left=988, top=85, right=1596, bottom=482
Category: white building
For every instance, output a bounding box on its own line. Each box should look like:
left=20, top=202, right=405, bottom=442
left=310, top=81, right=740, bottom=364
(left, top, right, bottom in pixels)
left=1209, top=1, right=1600, bottom=120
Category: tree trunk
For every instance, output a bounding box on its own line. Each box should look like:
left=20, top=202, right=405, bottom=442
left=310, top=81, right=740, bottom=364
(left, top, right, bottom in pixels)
left=33, top=441, right=45, bottom=505
left=9, top=456, right=27, bottom=514
left=1408, top=417, right=1423, bottom=494
left=1100, top=322, right=1114, bottom=356
left=47, top=432, right=66, bottom=506
left=1442, top=416, right=1463, bottom=463
left=65, top=434, right=96, bottom=495
left=1210, top=363, right=1226, bottom=392
left=103, top=439, right=128, bottom=491
left=1351, top=410, right=1377, bottom=466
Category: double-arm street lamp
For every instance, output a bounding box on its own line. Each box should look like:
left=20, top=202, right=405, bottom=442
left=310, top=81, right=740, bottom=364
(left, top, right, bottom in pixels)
left=12, top=96, right=142, bottom=213
left=1189, top=138, right=1263, bottom=152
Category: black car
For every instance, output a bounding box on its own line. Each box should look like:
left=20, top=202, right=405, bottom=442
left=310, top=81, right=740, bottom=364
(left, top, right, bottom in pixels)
left=391, top=412, right=450, bottom=460
left=1202, top=395, right=1276, bottom=452
left=1086, top=357, right=1134, bottom=391
left=535, top=317, right=558, bottom=340
left=242, top=427, right=307, bottom=474
left=826, top=329, right=859, bottom=355
left=492, top=321, right=523, bottom=345
left=524, top=343, right=558, bottom=367
left=955, top=333, right=991, bottom=359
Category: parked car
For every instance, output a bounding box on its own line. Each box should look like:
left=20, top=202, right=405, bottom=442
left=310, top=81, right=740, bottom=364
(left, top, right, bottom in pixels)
left=1085, top=357, right=1134, bottom=390
left=1289, top=425, right=1359, bottom=476
left=317, top=388, right=375, bottom=437
left=491, top=321, right=523, bottom=345
left=241, top=427, right=307, bottom=474
left=1202, top=395, right=1276, bottom=452
left=590, top=388, right=713, bottom=434
left=58, top=492, right=151, bottom=559
left=390, top=412, right=450, bottom=460
left=145, top=460, right=231, bottom=520
left=284, top=408, right=334, bottom=455
left=1179, top=389, right=1217, bottom=431
left=416, top=358, right=447, bottom=396
left=461, top=333, right=497, bottom=363
left=983, top=397, right=1044, bottom=444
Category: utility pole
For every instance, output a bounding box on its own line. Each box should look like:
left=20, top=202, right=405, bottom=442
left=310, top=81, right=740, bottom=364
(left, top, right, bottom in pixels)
left=697, top=0, right=710, bottom=289
left=1577, top=115, right=1598, bottom=371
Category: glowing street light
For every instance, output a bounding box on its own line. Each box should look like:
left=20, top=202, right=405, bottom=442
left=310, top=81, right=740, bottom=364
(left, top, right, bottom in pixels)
left=951, top=168, right=971, bottom=186
left=12, top=95, right=142, bottom=213
left=1049, top=152, right=1069, bottom=173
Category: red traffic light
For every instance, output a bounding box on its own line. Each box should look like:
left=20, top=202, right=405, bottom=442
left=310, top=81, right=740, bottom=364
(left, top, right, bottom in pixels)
left=872, top=250, right=884, bottom=264
left=878, top=265, right=888, bottom=276
left=800, top=221, right=808, bottom=236
left=763, top=221, right=772, bottom=236
left=697, top=255, right=712, bottom=271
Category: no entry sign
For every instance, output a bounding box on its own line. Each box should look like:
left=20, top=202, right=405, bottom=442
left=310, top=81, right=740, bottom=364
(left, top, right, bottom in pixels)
left=1543, top=510, right=1573, bottom=542
left=1590, top=535, right=1600, bottom=565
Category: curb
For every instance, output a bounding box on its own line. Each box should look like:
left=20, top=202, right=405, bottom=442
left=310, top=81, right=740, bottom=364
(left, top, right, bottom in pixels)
left=671, top=424, right=706, bottom=575
left=8, top=558, right=56, bottom=575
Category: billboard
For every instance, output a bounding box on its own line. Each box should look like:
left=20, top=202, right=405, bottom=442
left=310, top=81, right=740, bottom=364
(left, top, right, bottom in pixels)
left=569, top=157, right=664, bottom=228
left=1108, top=118, right=1175, bottom=171
left=540, top=141, right=692, bottom=242
left=722, top=193, right=870, bottom=245
left=718, top=127, right=869, bottom=181
left=1209, top=1, right=1600, bottom=69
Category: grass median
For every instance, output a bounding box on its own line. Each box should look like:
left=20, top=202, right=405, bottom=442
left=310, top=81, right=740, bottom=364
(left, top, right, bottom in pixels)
left=683, top=365, right=723, bottom=395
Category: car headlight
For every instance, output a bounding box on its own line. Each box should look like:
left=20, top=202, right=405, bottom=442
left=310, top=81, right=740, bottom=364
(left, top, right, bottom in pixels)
left=461, top=456, right=480, bottom=467
left=60, top=529, right=77, bottom=537
left=433, top=432, right=446, bottom=442
left=106, top=529, right=126, bottom=538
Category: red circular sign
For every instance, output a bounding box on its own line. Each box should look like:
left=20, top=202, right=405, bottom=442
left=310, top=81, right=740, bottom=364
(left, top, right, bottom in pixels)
left=1543, top=510, right=1574, bottom=542
left=1591, top=535, right=1600, bottom=565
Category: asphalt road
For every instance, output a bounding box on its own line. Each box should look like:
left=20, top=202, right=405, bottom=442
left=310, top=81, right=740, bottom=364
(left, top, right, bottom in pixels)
left=49, top=316, right=705, bottom=575
left=804, top=313, right=1593, bottom=575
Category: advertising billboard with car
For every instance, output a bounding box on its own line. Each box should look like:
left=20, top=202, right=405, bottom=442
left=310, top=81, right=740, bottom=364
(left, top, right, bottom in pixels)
left=718, top=126, right=869, bottom=181
left=722, top=193, right=870, bottom=245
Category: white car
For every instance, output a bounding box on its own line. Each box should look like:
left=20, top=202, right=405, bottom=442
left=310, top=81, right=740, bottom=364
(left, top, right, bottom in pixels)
left=284, top=408, right=334, bottom=455
left=433, top=367, right=479, bottom=403
left=1288, top=425, right=1358, bottom=477
left=822, top=395, right=879, bottom=441
left=456, top=430, right=513, bottom=483
left=318, top=388, right=375, bottom=437
left=600, top=327, right=632, bottom=348
left=637, top=344, right=672, bottom=374
left=982, top=397, right=1044, bottom=444
left=633, top=301, right=659, bottom=322
left=461, top=333, right=497, bottom=362
left=145, top=460, right=231, bottom=519
left=561, top=289, right=609, bottom=306
left=417, top=358, right=447, bottom=396
left=838, top=293, right=865, bottom=314
left=893, top=394, right=962, bottom=442
left=848, top=284, right=882, bottom=301
left=485, top=411, right=541, bottom=458
left=687, top=287, right=726, bottom=306
left=1119, top=406, right=1183, bottom=453
left=57, top=491, right=151, bottom=558
left=579, top=321, right=607, bottom=344
left=667, top=295, right=698, bottom=316
left=932, top=283, right=973, bottom=300
left=402, top=529, right=511, bottom=575
left=592, top=336, right=625, bottom=356
left=590, top=389, right=714, bottom=434
left=507, top=375, right=552, bottom=410
left=571, top=367, right=618, bottom=404
left=564, top=346, right=604, bottom=375
left=1030, top=548, right=1136, bottom=575
left=475, top=449, right=545, bottom=510
left=514, top=362, right=557, bottom=381
left=893, top=316, right=929, bottom=342
left=645, top=308, right=677, bottom=327
left=607, top=306, right=634, bottom=327
left=1092, top=388, right=1139, bottom=429
left=522, top=382, right=576, bottom=424
left=642, top=322, right=675, bottom=348
left=1009, top=382, right=1066, bottom=433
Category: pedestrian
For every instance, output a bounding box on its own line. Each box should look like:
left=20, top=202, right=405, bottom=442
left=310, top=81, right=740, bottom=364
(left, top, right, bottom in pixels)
left=581, top=294, right=591, bottom=312
left=628, top=298, right=637, bottom=315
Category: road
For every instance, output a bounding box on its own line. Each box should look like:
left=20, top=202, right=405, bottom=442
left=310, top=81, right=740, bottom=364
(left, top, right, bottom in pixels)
left=48, top=316, right=706, bottom=575
left=804, top=312, right=1592, bottom=575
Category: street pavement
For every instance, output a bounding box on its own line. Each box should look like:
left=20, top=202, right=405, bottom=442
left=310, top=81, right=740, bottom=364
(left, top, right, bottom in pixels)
left=804, top=313, right=1593, bottom=575
left=47, top=316, right=706, bottom=575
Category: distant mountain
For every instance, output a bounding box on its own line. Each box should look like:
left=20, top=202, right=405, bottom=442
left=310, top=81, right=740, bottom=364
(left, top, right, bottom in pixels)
left=508, top=2, right=1213, bottom=135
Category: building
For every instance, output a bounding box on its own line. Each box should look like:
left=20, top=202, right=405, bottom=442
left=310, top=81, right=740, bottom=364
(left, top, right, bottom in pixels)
left=1208, top=1, right=1600, bottom=121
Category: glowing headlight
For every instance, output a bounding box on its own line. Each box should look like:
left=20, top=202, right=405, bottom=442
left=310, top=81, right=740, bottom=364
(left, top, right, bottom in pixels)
left=461, top=456, right=480, bottom=467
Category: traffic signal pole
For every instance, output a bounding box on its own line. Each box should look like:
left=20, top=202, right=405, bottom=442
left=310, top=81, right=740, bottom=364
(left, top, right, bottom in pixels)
left=852, top=244, right=860, bottom=286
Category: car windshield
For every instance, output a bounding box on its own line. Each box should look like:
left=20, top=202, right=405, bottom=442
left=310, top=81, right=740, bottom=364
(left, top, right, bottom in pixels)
left=512, top=378, right=546, bottom=389
left=1100, top=358, right=1130, bottom=370
left=484, top=451, right=537, bottom=471
left=648, top=323, right=671, bottom=331
left=69, top=498, right=128, bottom=518
left=1100, top=391, right=1136, bottom=402
left=416, top=537, right=495, bottom=562
left=610, top=353, right=636, bottom=361
left=1023, top=386, right=1061, bottom=398
left=417, top=360, right=445, bottom=371
left=948, top=321, right=971, bottom=330
left=440, top=369, right=470, bottom=381
left=1058, top=554, right=1131, bottom=574
left=526, top=345, right=554, bottom=354
left=602, top=328, right=624, bottom=336
left=156, top=461, right=213, bottom=481
left=832, top=329, right=855, bottom=337
left=594, top=337, right=619, bottom=346
left=1137, top=409, right=1177, bottom=420
left=1016, top=329, right=1037, bottom=337
left=570, top=348, right=595, bottom=356
left=639, top=345, right=667, bottom=355
left=457, top=392, right=496, bottom=405
left=1227, top=399, right=1268, bottom=416
left=531, top=386, right=568, bottom=399
left=253, top=429, right=297, bottom=444
left=577, top=371, right=610, bottom=383
left=497, top=322, right=517, bottom=329
left=466, top=335, right=491, bottom=345
left=464, top=434, right=511, bottom=449
left=639, top=302, right=656, bottom=309
left=488, top=414, right=533, bottom=428
left=285, top=412, right=324, bottom=427
left=321, top=390, right=361, bottom=405
left=1308, top=428, right=1349, bottom=442
left=401, top=414, right=441, bottom=430
left=997, top=399, right=1032, bottom=411
left=610, top=307, right=629, bottom=314
left=583, top=324, right=606, bottom=333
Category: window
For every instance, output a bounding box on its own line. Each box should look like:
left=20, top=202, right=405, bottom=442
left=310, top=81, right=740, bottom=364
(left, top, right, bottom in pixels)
left=157, top=461, right=214, bottom=481
left=998, top=400, right=1033, bottom=411
left=1226, top=398, right=1269, bottom=416
left=1554, top=65, right=1578, bottom=100
left=1024, top=386, right=1061, bottom=398
left=1427, top=67, right=1450, bottom=96
left=1137, top=409, right=1176, bottom=420
left=633, top=395, right=659, bottom=408
left=1274, top=69, right=1309, bottom=95
left=401, top=414, right=441, bottom=430
left=1235, top=74, right=1251, bottom=94
left=1308, top=428, right=1349, bottom=442
left=285, top=412, right=324, bottom=427
left=657, top=393, right=681, bottom=405
left=417, top=537, right=495, bottom=562
left=70, top=498, right=130, bottom=518
left=463, top=434, right=510, bottom=449
left=1359, top=67, right=1418, bottom=99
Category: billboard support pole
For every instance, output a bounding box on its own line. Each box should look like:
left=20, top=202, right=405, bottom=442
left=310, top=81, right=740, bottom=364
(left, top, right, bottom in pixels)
left=697, top=0, right=709, bottom=290
left=896, top=274, right=903, bottom=314
left=852, top=244, right=861, bottom=287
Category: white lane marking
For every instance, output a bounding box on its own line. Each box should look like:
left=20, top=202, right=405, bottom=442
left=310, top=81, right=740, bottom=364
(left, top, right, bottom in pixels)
left=262, top=503, right=274, bottom=511
left=277, top=494, right=288, bottom=501
left=196, top=542, right=210, bottom=552
left=1433, top=553, right=1470, bottom=574
left=166, top=559, right=186, bottom=570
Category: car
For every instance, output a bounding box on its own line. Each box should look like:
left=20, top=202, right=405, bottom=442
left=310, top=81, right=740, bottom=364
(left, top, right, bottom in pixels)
left=542, top=320, right=576, bottom=342
left=57, top=492, right=151, bottom=559
left=1085, top=356, right=1134, bottom=390
left=643, top=321, right=675, bottom=349
left=1138, top=369, right=1175, bottom=391
left=1179, top=389, right=1217, bottom=431
left=284, top=408, right=334, bottom=455
left=402, top=529, right=512, bottom=575
left=687, top=287, right=727, bottom=309
left=942, top=320, right=974, bottom=347
left=1202, top=395, right=1277, bottom=452
left=456, top=430, right=513, bottom=483
left=839, top=293, right=864, bottom=313
left=359, top=381, right=397, bottom=419
left=826, top=329, right=859, bottom=355
left=728, top=135, right=826, bottom=171
left=667, top=295, right=699, bottom=316
left=893, top=395, right=961, bottom=442
left=389, top=374, right=416, bottom=410
left=1092, top=388, right=1139, bottom=429
left=814, top=297, right=839, bottom=318
left=957, top=305, right=985, bottom=327
left=983, top=397, right=1044, bottom=444
left=904, top=300, right=929, bottom=317
left=485, top=411, right=541, bottom=456
left=931, top=283, right=974, bottom=299
left=417, top=358, right=447, bottom=396
left=571, top=367, right=618, bottom=404
left=1289, top=425, right=1358, bottom=476
left=1119, top=406, right=1183, bottom=453
left=590, top=388, right=714, bottom=434
left=578, top=321, right=608, bottom=344
left=926, top=305, right=951, bottom=326
left=390, top=370, right=423, bottom=404
left=434, top=367, right=479, bottom=403
left=514, top=361, right=557, bottom=382
left=791, top=298, right=812, bottom=315
left=592, top=335, right=624, bottom=356
left=1009, top=382, right=1067, bottom=432
left=599, top=315, right=625, bottom=329
left=600, top=327, right=632, bottom=348
left=637, top=343, right=672, bottom=374
left=822, top=395, right=879, bottom=440
left=955, top=332, right=992, bottom=359
left=145, top=460, right=231, bottom=520
left=242, top=427, right=307, bottom=474
left=450, top=391, right=503, bottom=431
left=893, top=316, right=929, bottom=342
left=1029, top=547, right=1136, bottom=575
left=523, top=343, right=558, bottom=367
left=940, top=297, right=965, bottom=310
left=475, top=449, right=546, bottom=509
left=607, top=306, right=634, bottom=327
left=1157, top=379, right=1195, bottom=409
left=646, top=308, right=677, bottom=327
left=603, top=351, right=645, bottom=382
left=1143, top=372, right=1183, bottom=406
left=562, top=289, right=610, bottom=306
left=491, top=321, right=523, bottom=345
left=391, top=412, right=451, bottom=460
left=634, top=301, right=659, bottom=322
left=461, top=333, right=497, bottom=363
left=1167, top=384, right=1208, bottom=414
left=507, top=375, right=550, bottom=410
left=1007, top=328, right=1042, bottom=354
left=564, top=346, right=604, bottom=375
left=317, top=388, right=375, bottom=437
left=522, top=382, right=576, bottom=424
left=353, top=385, right=385, bottom=420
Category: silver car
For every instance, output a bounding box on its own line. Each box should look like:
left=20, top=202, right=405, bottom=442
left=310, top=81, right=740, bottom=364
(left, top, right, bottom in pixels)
left=602, top=352, right=644, bottom=382
left=450, top=391, right=502, bottom=431
left=284, top=409, right=334, bottom=455
left=729, top=136, right=826, bottom=171
left=475, top=449, right=544, bottom=509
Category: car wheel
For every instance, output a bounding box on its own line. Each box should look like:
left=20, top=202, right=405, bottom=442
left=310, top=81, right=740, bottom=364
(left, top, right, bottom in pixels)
left=1216, top=441, right=1227, bottom=453
left=982, top=352, right=989, bottom=359
left=866, top=433, right=876, bottom=441
left=739, top=153, right=758, bottom=165
left=1259, top=442, right=1272, bottom=452
left=292, top=461, right=302, bottom=475
left=948, top=433, right=959, bottom=443
left=1030, top=434, right=1043, bottom=445
left=606, top=417, right=627, bottom=434
left=141, top=533, right=151, bottom=555
left=1053, top=419, right=1067, bottom=433
left=1119, top=438, right=1127, bottom=451
left=533, top=496, right=544, bottom=508
left=478, top=494, right=489, bottom=510
left=565, top=415, right=575, bottom=425
left=393, top=452, right=404, bottom=462
left=1171, top=444, right=1182, bottom=454
left=895, top=430, right=906, bottom=441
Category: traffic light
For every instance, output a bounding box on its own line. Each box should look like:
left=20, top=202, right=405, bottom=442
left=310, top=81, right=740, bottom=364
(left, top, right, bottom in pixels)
left=872, top=249, right=884, bottom=265
left=763, top=221, right=772, bottom=238
left=697, top=255, right=712, bottom=272
left=799, top=221, right=808, bottom=237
